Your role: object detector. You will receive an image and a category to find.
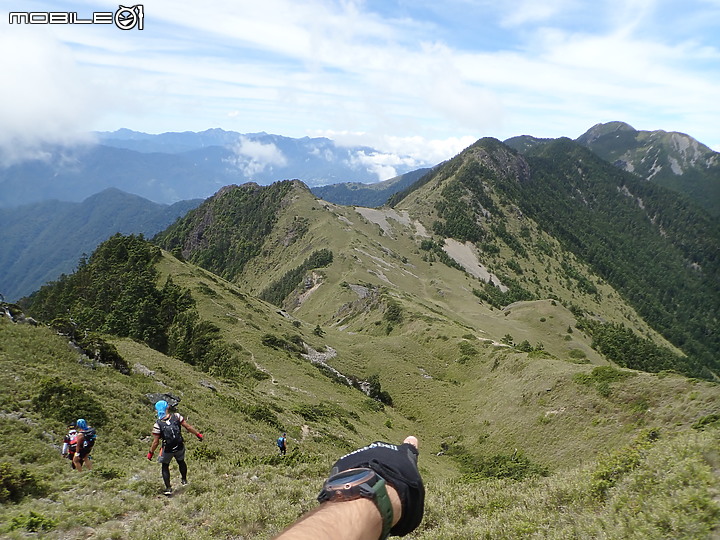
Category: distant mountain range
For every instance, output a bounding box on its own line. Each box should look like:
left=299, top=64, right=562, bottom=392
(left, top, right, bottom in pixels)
left=0, top=129, right=424, bottom=207
left=0, top=189, right=201, bottom=301
left=1, top=122, right=717, bottom=303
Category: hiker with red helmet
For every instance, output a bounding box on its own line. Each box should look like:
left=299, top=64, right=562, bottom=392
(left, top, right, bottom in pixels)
left=62, top=425, right=78, bottom=469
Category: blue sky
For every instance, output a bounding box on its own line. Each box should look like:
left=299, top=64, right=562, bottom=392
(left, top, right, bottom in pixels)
left=2, top=0, right=719, bottom=174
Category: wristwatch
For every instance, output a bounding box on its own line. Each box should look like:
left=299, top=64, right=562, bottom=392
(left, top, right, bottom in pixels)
left=317, top=467, right=394, bottom=539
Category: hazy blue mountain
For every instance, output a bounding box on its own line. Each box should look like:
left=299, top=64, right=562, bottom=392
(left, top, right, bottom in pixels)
left=310, top=167, right=433, bottom=207
left=0, top=188, right=201, bottom=301
left=0, top=130, right=421, bottom=207
left=95, top=127, right=243, bottom=153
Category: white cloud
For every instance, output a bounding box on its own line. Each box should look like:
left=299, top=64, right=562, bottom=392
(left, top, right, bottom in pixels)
left=310, top=130, right=477, bottom=181
left=316, top=130, right=477, bottom=165
left=2, top=0, right=719, bottom=159
left=0, top=28, right=102, bottom=164
left=226, top=136, right=287, bottom=177
left=350, top=152, right=400, bottom=181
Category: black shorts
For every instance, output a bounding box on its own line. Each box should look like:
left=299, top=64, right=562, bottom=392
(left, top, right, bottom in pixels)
left=77, top=442, right=94, bottom=459
left=158, top=445, right=186, bottom=463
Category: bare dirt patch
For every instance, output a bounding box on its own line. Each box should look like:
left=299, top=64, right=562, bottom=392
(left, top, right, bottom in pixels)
left=442, top=239, right=507, bottom=291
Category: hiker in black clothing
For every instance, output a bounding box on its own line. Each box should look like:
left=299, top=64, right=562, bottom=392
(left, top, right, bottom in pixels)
left=73, top=418, right=96, bottom=472
left=147, top=400, right=203, bottom=495
left=277, top=433, right=287, bottom=456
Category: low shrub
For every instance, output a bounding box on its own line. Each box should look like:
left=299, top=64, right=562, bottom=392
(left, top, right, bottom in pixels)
left=574, top=365, right=635, bottom=396
left=590, top=429, right=660, bottom=500
left=193, top=445, right=222, bottom=461
left=448, top=445, right=548, bottom=483
left=242, top=404, right=282, bottom=430
left=0, top=462, right=45, bottom=503
left=93, top=465, right=124, bottom=480
left=692, top=414, right=720, bottom=431
left=32, top=377, right=108, bottom=427
left=234, top=449, right=322, bottom=467
left=459, top=452, right=548, bottom=482
left=8, top=511, right=57, bottom=532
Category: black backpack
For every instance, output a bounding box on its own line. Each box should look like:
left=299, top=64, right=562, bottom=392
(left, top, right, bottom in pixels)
left=79, top=427, right=96, bottom=450
left=157, top=415, right=184, bottom=452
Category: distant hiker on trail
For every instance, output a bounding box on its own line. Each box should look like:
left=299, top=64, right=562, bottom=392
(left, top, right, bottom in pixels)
left=147, top=400, right=204, bottom=496
left=62, top=425, right=78, bottom=469
left=73, top=419, right=96, bottom=472
left=277, top=433, right=287, bottom=456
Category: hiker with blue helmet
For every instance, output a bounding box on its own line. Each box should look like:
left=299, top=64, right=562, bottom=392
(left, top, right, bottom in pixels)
left=277, top=433, right=287, bottom=456
left=147, top=400, right=204, bottom=496
left=73, top=418, right=96, bottom=472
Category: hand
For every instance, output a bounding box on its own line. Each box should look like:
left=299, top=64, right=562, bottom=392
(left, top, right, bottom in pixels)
left=196, top=433, right=204, bottom=441
left=328, top=436, right=424, bottom=536
left=147, top=451, right=154, bottom=460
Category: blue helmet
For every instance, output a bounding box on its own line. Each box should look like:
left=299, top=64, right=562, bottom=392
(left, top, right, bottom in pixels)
left=155, top=400, right=169, bottom=419
left=76, top=418, right=88, bottom=430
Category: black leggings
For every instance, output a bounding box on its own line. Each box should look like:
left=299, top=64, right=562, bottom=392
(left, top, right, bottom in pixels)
left=161, top=460, right=188, bottom=488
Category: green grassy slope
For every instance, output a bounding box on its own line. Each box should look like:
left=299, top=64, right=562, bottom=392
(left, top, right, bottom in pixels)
left=2, top=244, right=719, bottom=537
left=5, top=135, right=720, bottom=537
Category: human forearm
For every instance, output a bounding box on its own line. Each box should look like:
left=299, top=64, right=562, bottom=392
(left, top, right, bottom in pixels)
left=181, top=420, right=201, bottom=438
left=149, top=434, right=160, bottom=453
left=275, top=485, right=401, bottom=540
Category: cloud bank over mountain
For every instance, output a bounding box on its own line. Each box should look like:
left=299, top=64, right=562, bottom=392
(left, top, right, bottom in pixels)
left=3, top=1, right=718, bottom=168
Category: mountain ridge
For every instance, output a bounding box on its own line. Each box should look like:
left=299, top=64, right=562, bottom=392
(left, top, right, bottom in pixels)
left=152, top=136, right=717, bottom=378
left=4, top=129, right=720, bottom=536
left=574, top=121, right=720, bottom=215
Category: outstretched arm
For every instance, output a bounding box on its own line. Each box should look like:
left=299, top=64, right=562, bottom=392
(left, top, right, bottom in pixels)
left=181, top=419, right=203, bottom=440
left=275, top=485, right=402, bottom=540
left=149, top=433, right=161, bottom=454
left=275, top=436, right=423, bottom=540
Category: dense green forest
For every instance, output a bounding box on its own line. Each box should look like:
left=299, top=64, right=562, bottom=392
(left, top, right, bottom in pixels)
left=259, top=249, right=334, bottom=306
left=502, top=139, right=720, bottom=378
left=20, top=234, right=264, bottom=381
left=154, top=181, right=296, bottom=280
left=21, top=234, right=177, bottom=351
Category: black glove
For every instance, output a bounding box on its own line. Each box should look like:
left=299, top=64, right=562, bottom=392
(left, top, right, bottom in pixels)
left=329, top=441, right=424, bottom=536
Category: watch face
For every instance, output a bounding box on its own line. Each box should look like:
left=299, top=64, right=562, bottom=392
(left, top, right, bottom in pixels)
left=327, top=468, right=375, bottom=489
